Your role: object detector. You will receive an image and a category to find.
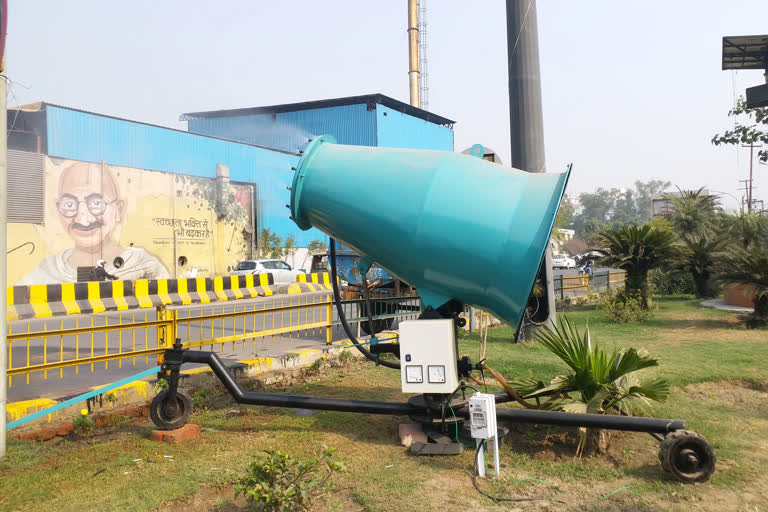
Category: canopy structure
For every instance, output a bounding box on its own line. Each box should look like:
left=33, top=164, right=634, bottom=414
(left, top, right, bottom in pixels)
left=722, top=35, right=768, bottom=108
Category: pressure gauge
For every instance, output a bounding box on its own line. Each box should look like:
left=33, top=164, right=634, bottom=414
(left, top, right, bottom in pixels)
left=405, top=365, right=423, bottom=383
left=428, top=365, right=446, bottom=383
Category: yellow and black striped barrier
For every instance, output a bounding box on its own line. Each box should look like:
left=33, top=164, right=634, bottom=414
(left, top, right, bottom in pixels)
left=295, top=272, right=335, bottom=292
left=8, top=272, right=282, bottom=321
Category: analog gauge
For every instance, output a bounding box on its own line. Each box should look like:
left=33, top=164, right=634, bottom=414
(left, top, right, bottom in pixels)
left=405, top=365, right=423, bottom=383
left=428, top=365, right=446, bottom=383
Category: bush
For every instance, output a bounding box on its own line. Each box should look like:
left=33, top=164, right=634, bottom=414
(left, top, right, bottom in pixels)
left=649, top=268, right=695, bottom=296
left=601, top=292, right=653, bottom=324
left=235, top=446, right=345, bottom=511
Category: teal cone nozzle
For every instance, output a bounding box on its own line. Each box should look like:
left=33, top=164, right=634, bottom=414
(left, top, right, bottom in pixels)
left=290, top=135, right=570, bottom=328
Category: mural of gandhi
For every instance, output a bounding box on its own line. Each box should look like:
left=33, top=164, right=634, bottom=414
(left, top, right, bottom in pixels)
left=17, top=161, right=170, bottom=284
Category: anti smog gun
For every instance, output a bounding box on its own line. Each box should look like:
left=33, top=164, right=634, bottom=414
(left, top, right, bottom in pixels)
left=151, top=137, right=715, bottom=485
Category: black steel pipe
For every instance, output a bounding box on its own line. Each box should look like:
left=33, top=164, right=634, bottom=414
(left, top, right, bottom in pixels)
left=173, top=350, right=684, bottom=433
left=180, top=350, right=420, bottom=416
left=487, top=407, right=684, bottom=434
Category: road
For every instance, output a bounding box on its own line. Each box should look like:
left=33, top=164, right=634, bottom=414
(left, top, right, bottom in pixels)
left=7, top=291, right=421, bottom=402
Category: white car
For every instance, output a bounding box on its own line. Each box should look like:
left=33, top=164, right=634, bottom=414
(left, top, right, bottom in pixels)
left=232, top=259, right=302, bottom=284
left=551, top=254, right=576, bottom=269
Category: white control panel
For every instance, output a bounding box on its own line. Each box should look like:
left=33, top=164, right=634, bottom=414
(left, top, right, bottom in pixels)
left=469, top=393, right=497, bottom=440
left=399, top=319, right=459, bottom=393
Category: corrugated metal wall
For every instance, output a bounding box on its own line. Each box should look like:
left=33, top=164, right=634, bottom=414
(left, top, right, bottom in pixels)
left=8, top=150, right=45, bottom=224
left=44, top=106, right=325, bottom=246
left=188, top=103, right=377, bottom=151
left=375, top=105, right=453, bottom=150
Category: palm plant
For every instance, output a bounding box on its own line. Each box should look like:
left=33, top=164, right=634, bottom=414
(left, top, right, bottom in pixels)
left=593, top=223, right=675, bottom=308
left=511, top=317, right=669, bottom=415
left=665, top=187, right=718, bottom=234
left=718, top=246, right=768, bottom=328
left=510, top=317, right=669, bottom=454
left=721, top=211, right=768, bottom=250
left=672, top=229, right=731, bottom=298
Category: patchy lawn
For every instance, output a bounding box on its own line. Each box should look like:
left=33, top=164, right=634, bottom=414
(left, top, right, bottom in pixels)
left=1, top=299, right=766, bottom=511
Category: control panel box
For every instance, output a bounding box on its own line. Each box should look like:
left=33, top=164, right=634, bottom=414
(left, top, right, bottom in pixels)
left=399, top=319, right=458, bottom=393
left=469, top=393, right=497, bottom=440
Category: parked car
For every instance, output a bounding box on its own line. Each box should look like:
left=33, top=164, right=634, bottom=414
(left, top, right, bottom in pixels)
left=551, top=254, right=576, bottom=269
left=232, top=259, right=302, bottom=284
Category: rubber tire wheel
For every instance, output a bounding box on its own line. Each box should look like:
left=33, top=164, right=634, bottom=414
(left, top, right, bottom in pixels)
left=658, top=430, right=716, bottom=483
left=150, top=389, right=193, bottom=430
left=359, top=302, right=394, bottom=336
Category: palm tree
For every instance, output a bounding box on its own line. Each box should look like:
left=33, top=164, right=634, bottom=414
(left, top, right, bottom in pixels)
left=509, top=316, right=669, bottom=454
left=718, top=246, right=768, bottom=328
left=672, top=229, right=731, bottom=298
left=593, top=223, right=675, bottom=308
left=721, top=211, right=768, bottom=250
left=665, top=187, right=718, bottom=234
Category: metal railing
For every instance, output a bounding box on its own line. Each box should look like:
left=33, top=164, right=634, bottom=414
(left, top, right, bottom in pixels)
left=6, top=290, right=422, bottom=388
left=553, top=270, right=626, bottom=300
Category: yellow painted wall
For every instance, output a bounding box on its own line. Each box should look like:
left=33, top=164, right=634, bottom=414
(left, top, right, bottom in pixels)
left=8, top=156, right=253, bottom=285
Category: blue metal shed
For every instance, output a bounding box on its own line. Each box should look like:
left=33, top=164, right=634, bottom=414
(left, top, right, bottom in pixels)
left=182, top=93, right=455, bottom=153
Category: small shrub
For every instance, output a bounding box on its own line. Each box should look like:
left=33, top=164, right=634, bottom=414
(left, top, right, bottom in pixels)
left=649, top=268, right=695, bottom=296
left=104, top=392, right=118, bottom=406
left=601, top=292, right=653, bottom=324
left=307, top=357, right=325, bottom=376
left=235, top=445, right=345, bottom=512
left=153, top=378, right=168, bottom=394
left=337, top=349, right=354, bottom=364
left=73, top=414, right=95, bottom=434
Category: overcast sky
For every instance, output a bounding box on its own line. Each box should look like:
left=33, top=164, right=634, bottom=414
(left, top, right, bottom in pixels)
left=6, top=1, right=768, bottom=210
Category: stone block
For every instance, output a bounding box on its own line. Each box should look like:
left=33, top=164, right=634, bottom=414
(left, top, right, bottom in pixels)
left=56, top=423, right=74, bottom=436
left=163, top=423, right=200, bottom=444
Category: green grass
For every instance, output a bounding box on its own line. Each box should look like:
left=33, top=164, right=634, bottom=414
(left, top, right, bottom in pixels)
left=1, top=299, right=767, bottom=511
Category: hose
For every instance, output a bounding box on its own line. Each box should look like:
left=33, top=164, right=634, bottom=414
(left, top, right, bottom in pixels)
left=329, top=238, right=400, bottom=369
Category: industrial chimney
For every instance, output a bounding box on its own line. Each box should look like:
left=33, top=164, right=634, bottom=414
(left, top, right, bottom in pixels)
left=408, top=0, right=420, bottom=107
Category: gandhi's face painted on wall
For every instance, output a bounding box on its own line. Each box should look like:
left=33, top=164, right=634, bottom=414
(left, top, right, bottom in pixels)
left=56, top=162, right=125, bottom=250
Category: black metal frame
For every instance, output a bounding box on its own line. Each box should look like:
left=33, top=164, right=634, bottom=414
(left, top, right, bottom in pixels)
left=158, top=345, right=685, bottom=435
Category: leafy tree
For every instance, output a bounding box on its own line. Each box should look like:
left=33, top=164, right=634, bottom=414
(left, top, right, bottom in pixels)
left=257, top=229, right=297, bottom=260
left=712, top=96, right=768, bottom=164
left=632, top=180, right=672, bottom=222
left=257, top=228, right=283, bottom=259
left=571, top=180, right=671, bottom=238
left=592, top=223, right=675, bottom=308
left=554, top=194, right=575, bottom=230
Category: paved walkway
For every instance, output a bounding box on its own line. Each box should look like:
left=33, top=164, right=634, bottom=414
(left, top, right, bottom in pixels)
left=699, top=298, right=753, bottom=313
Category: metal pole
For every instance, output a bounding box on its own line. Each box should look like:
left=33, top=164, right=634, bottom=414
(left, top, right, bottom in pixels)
left=506, top=0, right=556, bottom=327
left=748, top=144, right=753, bottom=212
left=407, top=0, right=420, bottom=107
left=0, top=67, right=7, bottom=458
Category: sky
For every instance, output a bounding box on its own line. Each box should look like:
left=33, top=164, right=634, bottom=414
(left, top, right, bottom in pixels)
left=6, top=0, right=768, bottom=211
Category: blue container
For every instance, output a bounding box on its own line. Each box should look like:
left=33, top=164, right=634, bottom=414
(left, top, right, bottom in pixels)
left=290, top=135, right=569, bottom=328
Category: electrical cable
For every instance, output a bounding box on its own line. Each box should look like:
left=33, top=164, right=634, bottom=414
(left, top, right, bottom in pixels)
left=470, top=443, right=644, bottom=505
left=472, top=442, right=562, bottom=504
left=329, top=238, right=399, bottom=369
